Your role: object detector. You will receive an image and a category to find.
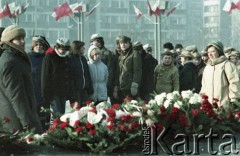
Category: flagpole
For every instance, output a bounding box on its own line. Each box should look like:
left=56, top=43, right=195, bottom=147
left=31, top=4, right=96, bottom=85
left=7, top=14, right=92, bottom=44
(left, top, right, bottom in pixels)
left=80, top=11, right=84, bottom=41
left=154, top=16, right=158, bottom=61
left=158, top=15, right=161, bottom=62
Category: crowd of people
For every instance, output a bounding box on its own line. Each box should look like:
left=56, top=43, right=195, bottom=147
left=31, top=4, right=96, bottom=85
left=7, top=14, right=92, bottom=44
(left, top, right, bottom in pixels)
left=0, top=24, right=240, bottom=133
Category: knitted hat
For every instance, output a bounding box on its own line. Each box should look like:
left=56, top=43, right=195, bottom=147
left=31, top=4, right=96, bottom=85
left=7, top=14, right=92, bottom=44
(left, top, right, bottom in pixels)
left=1, top=25, right=26, bottom=42
left=206, top=41, right=224, bottom=56
left=32, top=35, right=50, bottom=49
left=118, top=35, right=131, bottom=43
left=180, top=50, right=193, bottom=58
left=185, top=45, right=198, bottom=53
left=90, top=34, right=103, bottom=42
left=56, top=38, right=70, bottom=47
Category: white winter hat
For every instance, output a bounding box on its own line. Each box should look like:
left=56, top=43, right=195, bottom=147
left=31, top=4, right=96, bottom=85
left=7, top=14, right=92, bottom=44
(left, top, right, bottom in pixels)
left=143, top=44, right=152, bottom=51
left=56, top=38, right=70, bottom=47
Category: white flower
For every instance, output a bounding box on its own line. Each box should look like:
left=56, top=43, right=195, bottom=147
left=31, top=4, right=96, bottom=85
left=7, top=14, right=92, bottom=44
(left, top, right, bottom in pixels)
left=148, top=99, right=156, bottom=105
left=96, top=101, right=109, bottom=111
left=78, top=106, right=93, bottom=119
left=132, top=111, right=142, bottom=117
left=60, top=113, right=71, bottom=123
left=147, top=110, right=154, bottom=116
left=172, top=91, right=180, bottom=96
left=69, top=111, right=80, bottom=127
left=131, top=100, right=138, bottom=105
left=115, top=110, right=129, bottom=119
left=164, top=99, right=172, bottom=108
left=145, top=104, right=151, bottom=108
left=181, top=90, right=193, bottom=99
left=155, top=93, right=166, bottom=106
left=167, top=93, right=174, bottom=100
left=173, top=101, right=181, bottom=108
left=87, top=111, right=103, bottom=124
left=145, top=118, right=154, bottom=127
left=189, top=93, right=203, bottom=104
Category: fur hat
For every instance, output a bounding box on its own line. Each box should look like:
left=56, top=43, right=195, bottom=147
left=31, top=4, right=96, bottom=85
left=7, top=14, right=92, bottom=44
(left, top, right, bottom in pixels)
left=229, top=51, right=240, bottom=58
left=206, top=41, right=224, bottom=56
left=175, top=44, right=183, bottom=49
left=56, top=38, right=70, bottom=47
left=32, top=35, right=50, bottom=49
left=118, top=35, right=131, bottom=43
left=224, top=47, right=235, bottom=53
left=1, top=25, right=26, bottom=42
left=185, top=45, right=198, bottom=53
left=180, top=50, right=193, bottom=58
left=0, top=27, right=5, bottom=40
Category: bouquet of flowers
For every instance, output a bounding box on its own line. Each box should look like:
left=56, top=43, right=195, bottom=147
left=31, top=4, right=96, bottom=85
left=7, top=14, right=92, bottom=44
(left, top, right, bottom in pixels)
left=42, top=101, right=142, bottom=154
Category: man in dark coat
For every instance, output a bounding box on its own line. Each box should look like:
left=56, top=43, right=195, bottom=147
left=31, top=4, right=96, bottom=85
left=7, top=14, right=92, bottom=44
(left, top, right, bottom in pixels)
left=41, top=38, right=74, bottom=118
left=0, top=25, right=42, bottom=133
left=133, top=41, right=158, bottom=101
left=179, top=50, right=197, bottom=92
left=118, top=36, right=142, bottom=101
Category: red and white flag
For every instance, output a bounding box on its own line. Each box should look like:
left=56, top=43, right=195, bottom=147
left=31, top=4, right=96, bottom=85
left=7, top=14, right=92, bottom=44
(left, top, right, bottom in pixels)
left=13, top=2, right=30, bottom=17
left=153, top=0, right=162, bottom=16
left=147, top=0, right=154, bottom=16
left=85, top=2, right=100, bottom=16
left=69, top=2, right=83, bottom=12
left=52, top=2, right=73, bottom=21
left=0, top=3, right=12, bottom=19
left=133, top=5, right=142, bottom=19
left=166, top=2, right=182, bottom=17
left=223, top=0, right=238, bottom=14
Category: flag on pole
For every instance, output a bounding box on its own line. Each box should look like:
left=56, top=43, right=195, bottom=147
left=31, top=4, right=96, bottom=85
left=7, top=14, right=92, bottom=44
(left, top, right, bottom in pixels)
left=69, top=2, right=83, bottom=12
left=85, top=2, right=100, bottom=16
left=223, top=0, right=238, bottom=14
left=147, top=0, right=154, bottom=16
left=153, top=0, right=162, bottom=16
left=133, top=5, right=142, bottom=19
left=166, top=2, right=182, bottom=17
left=0, top=3, right=12, bottom=19
left=13, top=2, right=30, bottom=17
left=52, top=2, right=73, bottom=21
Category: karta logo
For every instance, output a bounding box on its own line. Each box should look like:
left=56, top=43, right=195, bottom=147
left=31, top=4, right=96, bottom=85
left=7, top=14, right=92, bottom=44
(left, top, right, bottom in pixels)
left=142, top=126, right=239, bottom=155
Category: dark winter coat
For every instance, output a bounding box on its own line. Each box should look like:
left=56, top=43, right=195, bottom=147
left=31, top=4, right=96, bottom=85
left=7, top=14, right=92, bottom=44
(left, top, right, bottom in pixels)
left=195, top=60, right=206, bottom=93
left=41, top=48, right=74, bottom=102
left=179, top=61, right=197, bottom=92
left=69, top=54, right=93, bottom=96
left=140, top=52, right=158, bottom=99
left=28, top=52, right=44, bottom=105
left=0, top=42, right=42, bottom=133
left=119, top=47, right=142, bottom=91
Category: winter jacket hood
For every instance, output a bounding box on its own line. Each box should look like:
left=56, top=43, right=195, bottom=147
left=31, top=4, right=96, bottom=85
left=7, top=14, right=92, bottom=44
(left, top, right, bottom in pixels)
left=88, top=45, right=101, bottom=64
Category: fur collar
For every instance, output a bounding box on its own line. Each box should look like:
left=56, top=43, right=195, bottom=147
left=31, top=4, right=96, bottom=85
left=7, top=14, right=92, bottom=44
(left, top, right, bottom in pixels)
left=0, top=41, right=32, bottom=67
left=207, top=56, right=227, bottom=66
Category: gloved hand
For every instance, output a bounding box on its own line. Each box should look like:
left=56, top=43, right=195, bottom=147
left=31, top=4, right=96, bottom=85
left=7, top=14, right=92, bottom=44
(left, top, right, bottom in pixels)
left=113, top=86, right=119, bottom=99
left=131, top=82, right=138, bottom=96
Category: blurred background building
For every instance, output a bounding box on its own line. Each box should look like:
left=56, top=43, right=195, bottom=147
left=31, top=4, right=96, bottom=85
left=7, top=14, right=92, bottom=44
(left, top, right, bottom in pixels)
left=0, top=0, right=237, bottom=61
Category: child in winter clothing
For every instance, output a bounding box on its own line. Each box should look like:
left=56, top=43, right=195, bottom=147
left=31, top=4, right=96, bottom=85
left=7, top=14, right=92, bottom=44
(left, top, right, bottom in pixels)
left=88, top=45, right=108, bottom=104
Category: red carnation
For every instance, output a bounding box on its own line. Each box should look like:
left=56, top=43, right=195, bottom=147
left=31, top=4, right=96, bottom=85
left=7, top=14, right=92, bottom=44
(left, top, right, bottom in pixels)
left=123, top=97, right=133, bottom=102
left=201, top=94, right=208, bottom=100
left=89, top=129, right=96, bottom=135
left=160, top=105, right=166, bottom=112
left=179, top=114, right=186, bottom=121
left=76, top=104, right=81, bottom=110
left=172, top=107, right=179, bottom=113
left=235, top=112, right=240, bottom=120
left=131, top=122, right=140, bottom=129
left=169, top=113, right=176, bottom=121
left=74, top=120, right=80, bottom=127
left=212, top=102, right=218, bottom=109
left=76, top=126, right=83, bottom=133
left=112, top=103, right=120, bottom=110
left=120, top=115, right=131, bottom=122
left=118, top=124, right=128, bottom=132
left=85, top=100, right=93, bottom=105
left=191, top=109, right=199, bottom=117
left=3, top=116, right=11, bottom=123
left=70, top=102, right=75, bottom=108
left=213, top=98, right=219, bottom=102
left=27, top=137, right=34, bottom=142
left=85, top=122, right=93, bottom=129
left=107, top=117, right=115, bottom=123
left=105, top=109, right=116, bottom=117
left=106, top=124, right=114, bottom=131
left=227, top=113, right=233, bottom=119
left=59, top=122, right=69, bottom=129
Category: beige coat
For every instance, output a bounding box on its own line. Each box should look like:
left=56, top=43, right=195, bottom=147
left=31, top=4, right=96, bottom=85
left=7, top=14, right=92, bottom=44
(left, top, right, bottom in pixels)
left=200, top=56, right=240, bottom=108
left=154, top=63, right=179, bottom=94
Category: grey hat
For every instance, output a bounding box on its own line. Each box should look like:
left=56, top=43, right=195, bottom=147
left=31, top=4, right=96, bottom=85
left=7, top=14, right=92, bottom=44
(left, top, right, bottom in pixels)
left=1, top=25, right=26, bottom=42
left=185, top=45, right=198, bottom=53
left=206, top=41, right=224, bottom=56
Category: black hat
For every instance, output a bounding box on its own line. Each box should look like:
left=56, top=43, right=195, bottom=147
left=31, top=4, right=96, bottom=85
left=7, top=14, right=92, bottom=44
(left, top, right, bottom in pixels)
left=163, top=42, right=174, bottom=50
left=118, top=35, right=131, bottom=43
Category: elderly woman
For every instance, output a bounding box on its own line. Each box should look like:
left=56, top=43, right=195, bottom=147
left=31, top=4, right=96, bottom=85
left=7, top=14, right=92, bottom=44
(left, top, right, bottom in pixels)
left=200, top=41, right=240, bottom=109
